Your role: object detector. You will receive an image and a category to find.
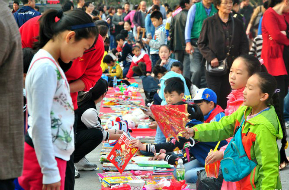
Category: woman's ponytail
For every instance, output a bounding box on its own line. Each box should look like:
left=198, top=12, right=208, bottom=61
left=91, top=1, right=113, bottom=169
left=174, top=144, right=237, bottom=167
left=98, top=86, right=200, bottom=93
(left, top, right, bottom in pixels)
left=35, top=9, right=59, bottom=49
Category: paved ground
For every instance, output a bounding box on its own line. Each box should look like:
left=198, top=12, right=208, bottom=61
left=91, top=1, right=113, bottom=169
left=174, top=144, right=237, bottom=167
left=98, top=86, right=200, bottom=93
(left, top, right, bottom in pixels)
left=75, top=78, right=289, bottom=190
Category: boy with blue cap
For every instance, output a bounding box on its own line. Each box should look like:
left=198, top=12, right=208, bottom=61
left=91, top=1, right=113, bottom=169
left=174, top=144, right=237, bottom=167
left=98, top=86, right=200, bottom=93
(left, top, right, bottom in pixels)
left=194, top=88, right=225, bottom=123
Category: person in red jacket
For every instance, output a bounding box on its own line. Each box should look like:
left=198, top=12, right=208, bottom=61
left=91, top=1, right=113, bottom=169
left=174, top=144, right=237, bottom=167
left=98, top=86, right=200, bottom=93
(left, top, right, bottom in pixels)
left=19, top=14, right=104, bottom=190
left=261, top=0, right=289, bottom=169
left=126, top=45, right=152, bottom=78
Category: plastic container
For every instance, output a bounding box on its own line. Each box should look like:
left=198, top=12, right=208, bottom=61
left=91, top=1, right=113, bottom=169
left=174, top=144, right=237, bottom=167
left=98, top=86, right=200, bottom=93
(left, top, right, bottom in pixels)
left=128, top=180, right=145, bottom=190
left=113, top=76, right=117, bottom=88
left=176, top=159, right=185, bottom=181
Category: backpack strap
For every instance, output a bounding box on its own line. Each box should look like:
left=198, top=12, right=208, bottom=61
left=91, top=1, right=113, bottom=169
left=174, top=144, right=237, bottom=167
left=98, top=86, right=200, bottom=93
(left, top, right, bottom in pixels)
left=28, top=57, right=68, bottom=88
left=233, top=115, right=245, bottom=136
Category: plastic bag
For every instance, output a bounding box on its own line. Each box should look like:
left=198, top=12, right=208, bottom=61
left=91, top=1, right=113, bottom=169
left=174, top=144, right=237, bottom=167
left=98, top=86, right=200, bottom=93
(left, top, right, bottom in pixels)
left=205, top=141, right=221, bottom=178
left=205, top=160, right=220, bottom=178
left=163, top=179, right=187, bottom=190
left=196, top=169, right=223, bottom=190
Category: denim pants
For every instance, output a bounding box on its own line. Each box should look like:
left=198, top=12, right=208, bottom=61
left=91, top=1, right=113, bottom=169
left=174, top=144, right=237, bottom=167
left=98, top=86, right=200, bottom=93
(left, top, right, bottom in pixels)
left=173, top=159, right=204, bottom=183
left=284, top=91, right=289, bottom=122
left=109, top=35, right=116, bottom=50
left=189, top=47, right=207, bottom=88
left=151, top=54, right=160, bottom=68
left=155, top=125, right=166, bottom=144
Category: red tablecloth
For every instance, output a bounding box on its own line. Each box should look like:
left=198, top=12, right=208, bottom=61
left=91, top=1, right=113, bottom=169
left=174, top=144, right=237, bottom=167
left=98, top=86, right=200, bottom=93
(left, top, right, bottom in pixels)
left=99, top=78, right=156, bottom=137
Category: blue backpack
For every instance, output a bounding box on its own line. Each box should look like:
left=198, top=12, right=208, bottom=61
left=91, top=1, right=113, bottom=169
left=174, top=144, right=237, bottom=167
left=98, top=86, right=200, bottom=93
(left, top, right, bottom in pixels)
left=221, top=116, right=257, bottom=182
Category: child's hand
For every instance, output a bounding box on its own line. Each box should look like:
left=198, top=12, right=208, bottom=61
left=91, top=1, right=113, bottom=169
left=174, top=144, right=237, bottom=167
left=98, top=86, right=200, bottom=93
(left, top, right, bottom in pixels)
left=143, top=107, right=154, bottom=118
left=143, top=39, right=150, bottom=44
left=160, top=59, right=168, bottom=66
left=130, top=139, right=146, bottom=151
left=149, top=121, right=157, bottom=129
left=181, top=128, right=195, bottom=139
left=149, top=152, right=166, bottom=160
left=42, top=181, right=61, bottom=190
left=205, top=151, right=224, bottom=165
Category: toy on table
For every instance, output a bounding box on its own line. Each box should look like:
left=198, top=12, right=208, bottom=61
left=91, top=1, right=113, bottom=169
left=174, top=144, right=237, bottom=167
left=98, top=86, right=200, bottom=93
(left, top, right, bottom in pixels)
left=107, top=133, right=138, bottom=174
left=122, top=108, right=147, bottom=128
left=183, top=142, right=195, bottom=162
left=115, top=100, right=148, bottom=112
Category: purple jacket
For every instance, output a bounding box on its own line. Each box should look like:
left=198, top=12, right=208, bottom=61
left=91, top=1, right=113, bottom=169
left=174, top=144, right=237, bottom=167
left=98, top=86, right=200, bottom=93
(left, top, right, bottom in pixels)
left=133, top=11, right=146, bottom=28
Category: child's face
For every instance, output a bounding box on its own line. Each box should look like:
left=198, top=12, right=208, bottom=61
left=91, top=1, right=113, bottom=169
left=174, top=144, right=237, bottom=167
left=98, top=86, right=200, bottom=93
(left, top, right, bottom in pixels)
left=171, top=66, right=182, bottom=74
left=229, top=58, right=250, bottom=90
left=157, top=73, right=165, bottom=80
left=164, top=91, right=184, bottom=105
left=151, top=17, right=163, bottom=28
left=61, top=34, right=95, bottom=63
left=133, top=48, right=141, bottom=56
left=159, top=46, right=170, bottom=60
left=196, top=101, right=214, bottom=116
left=243, top=74, right=266, bottom=108
left=124, top=22, right=131, bottom=31
left=117, top=39, right=124, bottom=47
left=117, top=8, right=123, bottom=14
left=107, top=61, right=115, bottom=67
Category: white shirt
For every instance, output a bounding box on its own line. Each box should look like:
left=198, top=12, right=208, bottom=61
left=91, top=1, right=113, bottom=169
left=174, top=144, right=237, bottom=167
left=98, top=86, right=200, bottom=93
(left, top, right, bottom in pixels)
left=26, top=49, right=74, bottom=184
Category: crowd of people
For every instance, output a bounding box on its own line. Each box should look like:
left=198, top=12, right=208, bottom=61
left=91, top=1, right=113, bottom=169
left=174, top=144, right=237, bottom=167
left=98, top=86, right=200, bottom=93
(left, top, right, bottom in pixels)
left=1, top=0, right=289, bottom=189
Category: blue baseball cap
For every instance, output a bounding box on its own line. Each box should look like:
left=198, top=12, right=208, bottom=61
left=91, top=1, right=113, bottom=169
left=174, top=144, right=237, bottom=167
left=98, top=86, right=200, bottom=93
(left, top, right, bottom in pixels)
left=193, top=88, right=217, bottom=104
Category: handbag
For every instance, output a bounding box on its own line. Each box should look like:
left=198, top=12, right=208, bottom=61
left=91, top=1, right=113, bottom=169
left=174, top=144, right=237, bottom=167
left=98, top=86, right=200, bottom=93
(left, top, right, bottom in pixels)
left=196, top=169, right=223, bottom=190
left=205, top=15, right=235, bottom=76
left=220, top=116, right=257, bottom=182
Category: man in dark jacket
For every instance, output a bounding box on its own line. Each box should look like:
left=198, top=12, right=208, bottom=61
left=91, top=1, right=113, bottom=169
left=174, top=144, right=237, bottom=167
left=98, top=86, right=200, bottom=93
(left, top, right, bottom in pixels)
left=133, top=1, right=147, bottom=40
left=185, top=0, right=217, bottom=88
left=169, top=0, right=193, bottom=79
left=13, top=0, right=40, bottom=28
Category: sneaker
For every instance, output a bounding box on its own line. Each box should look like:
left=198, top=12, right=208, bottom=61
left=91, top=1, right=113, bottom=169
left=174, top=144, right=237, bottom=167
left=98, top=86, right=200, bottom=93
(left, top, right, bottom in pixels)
left=75, top=157, right=98, bottom=171
left=75, top=165, right=80, bottom=178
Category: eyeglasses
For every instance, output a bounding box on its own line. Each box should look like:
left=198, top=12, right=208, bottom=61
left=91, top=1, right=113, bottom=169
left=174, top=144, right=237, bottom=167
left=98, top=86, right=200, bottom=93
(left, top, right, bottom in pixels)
left=221, top=2, right=233, bottom=5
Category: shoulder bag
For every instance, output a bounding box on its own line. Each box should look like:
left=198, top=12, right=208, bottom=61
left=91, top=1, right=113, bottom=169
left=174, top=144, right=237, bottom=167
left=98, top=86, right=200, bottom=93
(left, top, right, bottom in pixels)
left=205, top=15, right=234, bottom=76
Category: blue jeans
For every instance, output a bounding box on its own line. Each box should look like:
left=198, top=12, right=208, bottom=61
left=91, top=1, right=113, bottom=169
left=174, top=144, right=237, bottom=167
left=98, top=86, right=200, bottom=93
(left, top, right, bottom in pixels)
left=284, top=91, right=289, bottom=122
left=110, top=35, right=116, bottom=50
left=155, top=125, right=166, bottom=144
left=189, top=47, right=207, bottom=88
left=173, top=159, right=204, bottom=183
left=151, top=54, right=160, bottom=68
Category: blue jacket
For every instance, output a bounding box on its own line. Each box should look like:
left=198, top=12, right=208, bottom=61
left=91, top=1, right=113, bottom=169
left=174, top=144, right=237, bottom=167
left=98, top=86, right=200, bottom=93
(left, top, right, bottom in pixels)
left=190, top=140, right=227, bottom=165
left=145, top=14, right=155, bottom=38
left=158, top=71, right=190, bottom=105
left=14, top=6, right=41, bottom=27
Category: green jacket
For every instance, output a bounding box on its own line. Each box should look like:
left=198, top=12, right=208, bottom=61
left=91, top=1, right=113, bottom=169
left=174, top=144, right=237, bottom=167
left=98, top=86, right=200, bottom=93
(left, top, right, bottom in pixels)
left=193, top=106, right=282, bottom=190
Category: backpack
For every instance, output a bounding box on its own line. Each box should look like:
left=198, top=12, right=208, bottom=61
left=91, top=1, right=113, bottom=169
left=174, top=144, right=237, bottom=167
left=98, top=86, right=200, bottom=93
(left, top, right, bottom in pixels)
left=220, top=116, right=257, bottom=182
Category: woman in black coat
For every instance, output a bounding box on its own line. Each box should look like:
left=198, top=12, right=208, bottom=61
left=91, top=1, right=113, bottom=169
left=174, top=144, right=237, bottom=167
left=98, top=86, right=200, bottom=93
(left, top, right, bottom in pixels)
left=198, top=0, right=249, bottom=109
